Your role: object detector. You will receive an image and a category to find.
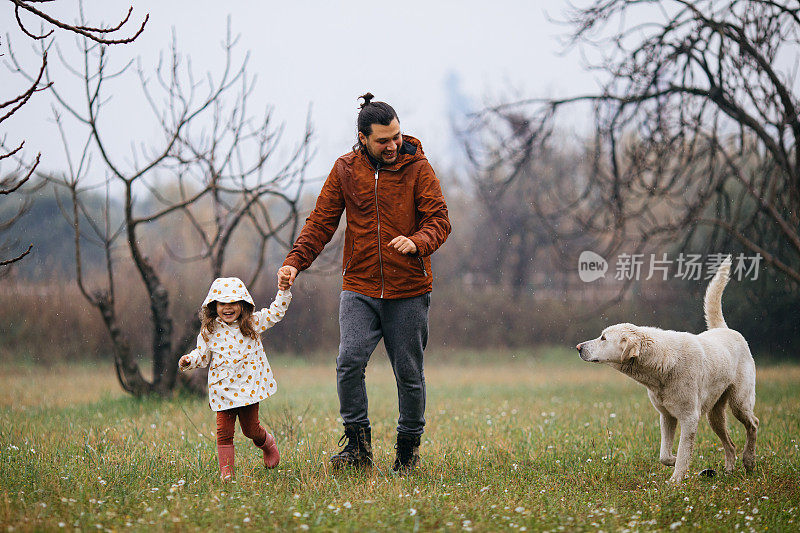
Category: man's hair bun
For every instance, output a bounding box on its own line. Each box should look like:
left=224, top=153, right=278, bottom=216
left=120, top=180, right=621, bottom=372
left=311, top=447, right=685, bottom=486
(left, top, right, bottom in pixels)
left=353, top=93, right=398, bottom=152
left=359, top=92, right=375, bottom=108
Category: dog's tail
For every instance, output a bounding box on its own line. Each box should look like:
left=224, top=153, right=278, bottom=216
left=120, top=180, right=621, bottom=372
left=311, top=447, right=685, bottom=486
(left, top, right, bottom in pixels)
left=704, top=255, right=732, bottom=330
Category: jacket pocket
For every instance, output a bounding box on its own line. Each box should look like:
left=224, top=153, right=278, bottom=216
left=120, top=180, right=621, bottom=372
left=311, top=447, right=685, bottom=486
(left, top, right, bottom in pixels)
left=208, top=359, right=230, bottom=386
left=343, top=237, right=356, bottom=276
left=208, top=365, right=230, bottom=386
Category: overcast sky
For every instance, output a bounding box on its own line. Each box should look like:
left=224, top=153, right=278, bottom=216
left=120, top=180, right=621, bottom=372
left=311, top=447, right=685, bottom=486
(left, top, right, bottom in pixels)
left=3, top=0, right=606, bottom=184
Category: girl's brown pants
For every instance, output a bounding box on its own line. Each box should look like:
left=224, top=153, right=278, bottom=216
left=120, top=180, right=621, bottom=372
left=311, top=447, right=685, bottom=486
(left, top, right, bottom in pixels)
left=216, top=403, right=267, bottom=447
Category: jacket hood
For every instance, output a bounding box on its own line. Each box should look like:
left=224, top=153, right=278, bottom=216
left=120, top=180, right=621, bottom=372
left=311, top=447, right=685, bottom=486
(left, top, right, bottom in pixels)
left=202, top=277, right=255, bottom=308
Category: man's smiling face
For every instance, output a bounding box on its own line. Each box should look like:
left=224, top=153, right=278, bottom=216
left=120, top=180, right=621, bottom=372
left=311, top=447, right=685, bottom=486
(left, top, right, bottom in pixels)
left=360, top=118, right=402, bottom=165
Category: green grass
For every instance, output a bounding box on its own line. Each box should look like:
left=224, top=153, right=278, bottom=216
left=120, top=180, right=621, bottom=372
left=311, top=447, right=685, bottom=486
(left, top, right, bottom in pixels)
left=2, top=348, right=799, bottom=531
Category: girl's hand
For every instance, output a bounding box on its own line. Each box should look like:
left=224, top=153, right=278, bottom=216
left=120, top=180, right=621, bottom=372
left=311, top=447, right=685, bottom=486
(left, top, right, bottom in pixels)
left=277, top=265, right=297, bottom=290
left=179, top=355, right=191, bottom=370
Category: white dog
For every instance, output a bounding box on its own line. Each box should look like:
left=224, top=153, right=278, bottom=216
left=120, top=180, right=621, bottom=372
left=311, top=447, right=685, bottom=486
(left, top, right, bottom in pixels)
left=576, top=256, right=758, bottom=483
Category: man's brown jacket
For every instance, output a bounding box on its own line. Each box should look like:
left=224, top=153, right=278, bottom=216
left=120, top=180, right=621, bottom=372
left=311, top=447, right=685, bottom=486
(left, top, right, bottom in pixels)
left=283, top=135, right=450, bottom=299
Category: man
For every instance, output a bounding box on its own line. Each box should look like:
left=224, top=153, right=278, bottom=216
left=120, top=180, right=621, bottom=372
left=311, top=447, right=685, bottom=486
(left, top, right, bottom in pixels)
left=277, top=93, right=451, bottom=473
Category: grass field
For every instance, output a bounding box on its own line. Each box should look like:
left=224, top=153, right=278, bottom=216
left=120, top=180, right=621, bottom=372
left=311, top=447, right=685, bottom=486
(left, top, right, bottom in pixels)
left=2, top=348, right=799, bottom=531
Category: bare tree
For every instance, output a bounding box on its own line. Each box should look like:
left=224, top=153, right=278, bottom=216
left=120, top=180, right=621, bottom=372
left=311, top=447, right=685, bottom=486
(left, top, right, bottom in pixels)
left=12, top=22, right=311, bottom=396
left=475, top=0, right=800, bottom=289
left=7, top=0, right=147, bottom=45
left=1, top=1, right=147, bottom=269
left=461, top=113, right=586, bottom=298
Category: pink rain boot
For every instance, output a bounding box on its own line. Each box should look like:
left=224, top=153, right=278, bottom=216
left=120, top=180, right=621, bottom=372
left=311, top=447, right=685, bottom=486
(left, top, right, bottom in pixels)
left=217, top=444, right=235, bottom=481
left=257, top=432, right=280, bottom=469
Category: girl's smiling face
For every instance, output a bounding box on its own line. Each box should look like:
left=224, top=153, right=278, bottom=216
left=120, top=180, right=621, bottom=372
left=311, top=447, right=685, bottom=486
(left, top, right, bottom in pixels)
left=216, top=301, right=242, bottom=324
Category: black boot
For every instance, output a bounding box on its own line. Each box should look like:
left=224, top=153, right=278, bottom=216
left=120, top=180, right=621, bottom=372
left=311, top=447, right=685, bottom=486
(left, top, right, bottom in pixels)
left=330, top=424, right=372, bottom=469
left=392, top=433, right=421, bottom=474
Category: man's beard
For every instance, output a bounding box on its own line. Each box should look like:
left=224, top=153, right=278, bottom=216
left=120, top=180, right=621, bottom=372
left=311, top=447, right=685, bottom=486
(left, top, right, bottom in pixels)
left=380, top=152, right=398, bottom=164
left=366, top=145, right=398, bottom=165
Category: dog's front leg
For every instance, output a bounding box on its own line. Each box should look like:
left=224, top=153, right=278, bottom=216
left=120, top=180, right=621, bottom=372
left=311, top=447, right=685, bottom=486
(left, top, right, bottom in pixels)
left=669, top=414, right=699, bottom=483
left=658, top=412, right=677, bottom=466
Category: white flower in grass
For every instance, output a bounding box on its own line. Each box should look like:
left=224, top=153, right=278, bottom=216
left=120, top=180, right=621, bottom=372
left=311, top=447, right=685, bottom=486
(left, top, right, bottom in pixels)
left=410, top=508, right=417, bottom=516
left=669, top=521, right=682, bottom=530
left=344, top=501, right=352, bottom=509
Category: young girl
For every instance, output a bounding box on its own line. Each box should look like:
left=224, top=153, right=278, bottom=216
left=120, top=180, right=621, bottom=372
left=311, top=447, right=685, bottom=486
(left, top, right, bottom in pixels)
left=179, top=276, right=291, bottom=480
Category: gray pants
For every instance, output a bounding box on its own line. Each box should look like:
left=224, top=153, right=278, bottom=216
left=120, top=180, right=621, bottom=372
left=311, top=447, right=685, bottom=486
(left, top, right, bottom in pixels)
left=337, top=290, right=430, bottom=436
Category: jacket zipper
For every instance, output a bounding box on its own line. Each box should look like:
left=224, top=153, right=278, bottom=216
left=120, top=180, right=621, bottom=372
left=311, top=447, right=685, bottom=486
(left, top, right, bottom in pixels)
left=418, top=256, right=427, bottom=277
left=374, top=167, right=385, bottom=298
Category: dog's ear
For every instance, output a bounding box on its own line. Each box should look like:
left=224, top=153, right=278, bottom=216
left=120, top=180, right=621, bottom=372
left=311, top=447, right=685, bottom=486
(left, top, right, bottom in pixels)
left=621, top=335, right=640, bottom=362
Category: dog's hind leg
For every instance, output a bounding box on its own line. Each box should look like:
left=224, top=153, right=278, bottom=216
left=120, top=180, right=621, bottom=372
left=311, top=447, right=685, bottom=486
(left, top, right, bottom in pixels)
left=670, top=413, right=699, bottom=483
left=729, top=385, right=759, bottom=473
left=658, top=412, right=677, bottom=467
left=708, top=392, right=736, bottom=473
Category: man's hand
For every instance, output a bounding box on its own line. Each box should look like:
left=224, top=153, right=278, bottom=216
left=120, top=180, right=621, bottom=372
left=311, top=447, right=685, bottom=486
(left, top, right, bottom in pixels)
left=388, top=236, right=417, bottom=255
left=178, top=355, right=191, bottom=371
left=277, top=265, right=298, bottom=290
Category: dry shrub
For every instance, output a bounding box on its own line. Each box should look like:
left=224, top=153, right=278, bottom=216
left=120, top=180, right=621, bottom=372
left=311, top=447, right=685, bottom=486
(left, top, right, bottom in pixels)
left=0, top=280, right=108, bottom=363
left=0, top=259, right=701, bottom=364
left=0, top=263, right=344, bottom=363
left=429, top=284, right=700, bottom=350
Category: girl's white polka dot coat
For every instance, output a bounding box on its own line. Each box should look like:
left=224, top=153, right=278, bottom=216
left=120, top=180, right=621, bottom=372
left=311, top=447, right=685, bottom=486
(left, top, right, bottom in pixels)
left=182, top=277, right=291, bottom=411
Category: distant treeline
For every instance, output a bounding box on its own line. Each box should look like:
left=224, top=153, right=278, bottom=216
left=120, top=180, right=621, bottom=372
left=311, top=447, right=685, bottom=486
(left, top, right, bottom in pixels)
left=2, top=184, right=798, bottom=364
